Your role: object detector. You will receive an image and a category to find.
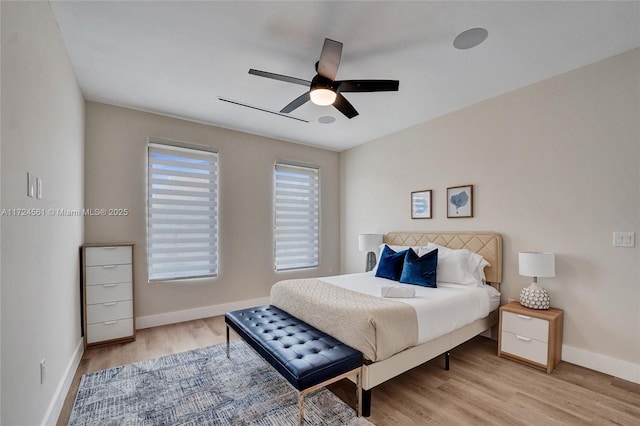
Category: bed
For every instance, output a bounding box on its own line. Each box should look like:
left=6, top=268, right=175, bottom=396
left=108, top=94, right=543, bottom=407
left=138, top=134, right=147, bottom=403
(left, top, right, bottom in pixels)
left=270, top=231, right=502, bottom=414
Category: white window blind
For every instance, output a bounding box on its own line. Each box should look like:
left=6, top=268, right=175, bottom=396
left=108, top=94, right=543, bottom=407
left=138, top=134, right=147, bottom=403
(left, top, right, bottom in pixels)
left=274, top=162, right=320, bottom=271
left=147, top=142, right=218, bottom=281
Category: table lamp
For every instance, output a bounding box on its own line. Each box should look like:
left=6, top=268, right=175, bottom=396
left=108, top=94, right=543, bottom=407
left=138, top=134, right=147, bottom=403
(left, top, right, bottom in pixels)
left=359, top=234, right=383, bottom=272
left=518, top=251, right=555, bottom=309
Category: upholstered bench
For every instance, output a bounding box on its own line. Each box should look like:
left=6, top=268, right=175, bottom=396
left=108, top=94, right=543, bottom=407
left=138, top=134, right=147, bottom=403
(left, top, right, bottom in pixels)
left=225, top=305, right=363, bottom=424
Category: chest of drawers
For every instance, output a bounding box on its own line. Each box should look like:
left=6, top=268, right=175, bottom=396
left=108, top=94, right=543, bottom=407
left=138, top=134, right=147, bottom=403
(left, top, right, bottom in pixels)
left=82, top=243, right=135, bottom=348
left=498, top=301, right=563, bottom=373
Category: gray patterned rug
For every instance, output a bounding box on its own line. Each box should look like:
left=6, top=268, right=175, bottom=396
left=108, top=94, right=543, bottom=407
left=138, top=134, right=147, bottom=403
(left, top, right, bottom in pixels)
left=68, top=339, right=371, bottom=425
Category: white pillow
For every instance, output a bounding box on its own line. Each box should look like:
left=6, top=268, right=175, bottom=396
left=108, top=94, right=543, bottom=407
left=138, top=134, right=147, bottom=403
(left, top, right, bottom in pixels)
left=419, top=243, right=490, bottom=286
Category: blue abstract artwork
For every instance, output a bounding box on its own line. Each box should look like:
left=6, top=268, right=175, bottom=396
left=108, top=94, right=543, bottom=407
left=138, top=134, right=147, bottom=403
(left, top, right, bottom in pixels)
left=447, top=185, right=473, bottom=217
left=450, top=191, right=468, bottom=213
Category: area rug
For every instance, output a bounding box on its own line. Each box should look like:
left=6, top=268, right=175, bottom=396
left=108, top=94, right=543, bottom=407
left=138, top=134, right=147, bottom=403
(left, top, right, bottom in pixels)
left=68, top=339, right=371, bottom=425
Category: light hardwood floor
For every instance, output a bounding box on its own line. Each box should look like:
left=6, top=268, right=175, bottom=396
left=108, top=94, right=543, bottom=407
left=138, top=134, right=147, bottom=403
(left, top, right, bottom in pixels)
left=58, top=316, right=640, bottom=425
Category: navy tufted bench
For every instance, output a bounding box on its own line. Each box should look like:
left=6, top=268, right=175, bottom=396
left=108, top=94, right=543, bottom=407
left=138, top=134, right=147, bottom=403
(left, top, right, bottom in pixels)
left=225, top=305, right=363, bottom=424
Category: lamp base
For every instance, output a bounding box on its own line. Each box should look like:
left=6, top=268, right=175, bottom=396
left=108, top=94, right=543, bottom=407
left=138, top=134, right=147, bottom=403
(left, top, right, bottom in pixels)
left=519, top=283, right=550, bottom=310
left=365, top=252, right=377, bottom=272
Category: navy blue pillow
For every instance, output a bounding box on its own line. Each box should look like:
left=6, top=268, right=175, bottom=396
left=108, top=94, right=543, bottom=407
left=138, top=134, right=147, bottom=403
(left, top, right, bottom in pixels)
left=375, top=245, right=407, bottom=281
left=399, top=248, right=438, bottom=288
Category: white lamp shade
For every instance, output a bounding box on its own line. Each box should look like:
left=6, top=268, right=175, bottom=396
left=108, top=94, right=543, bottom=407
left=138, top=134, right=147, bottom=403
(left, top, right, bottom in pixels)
left=519, top=252, right=555, bottom=278
left=358, top=234, right=383, bottom=252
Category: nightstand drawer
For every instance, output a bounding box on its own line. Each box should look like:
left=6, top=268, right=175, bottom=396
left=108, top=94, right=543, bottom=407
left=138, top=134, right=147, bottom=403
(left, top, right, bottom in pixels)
left=501, top=331, right=548, bottom=365
left=502, top=311, right=548, bottom=342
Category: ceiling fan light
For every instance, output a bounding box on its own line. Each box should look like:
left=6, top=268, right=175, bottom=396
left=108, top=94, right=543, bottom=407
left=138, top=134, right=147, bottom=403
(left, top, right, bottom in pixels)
left=310, top=88, right=336, bottom=106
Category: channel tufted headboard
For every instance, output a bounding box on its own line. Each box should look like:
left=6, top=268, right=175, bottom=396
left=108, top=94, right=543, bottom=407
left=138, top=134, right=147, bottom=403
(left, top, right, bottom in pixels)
left=384, top=231, right=502, bottom=286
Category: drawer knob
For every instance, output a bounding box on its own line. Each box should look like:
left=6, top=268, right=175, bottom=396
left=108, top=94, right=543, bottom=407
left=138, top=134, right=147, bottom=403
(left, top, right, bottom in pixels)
left=102, top=284, right=117, bottom=288
left=516, top=314, right=532, bottom=320
left=104, top=320, right=118, bottom=325
left=103, top=247, right=117, bottom=250
left=515, top=335, right=532, bottom=342
left=102, top=265, right=117, bottom=269
left=103, top=302, right=117, bottom=307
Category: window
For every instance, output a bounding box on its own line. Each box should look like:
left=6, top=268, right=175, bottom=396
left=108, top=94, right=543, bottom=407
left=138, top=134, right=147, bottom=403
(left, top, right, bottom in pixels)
left=147, top=140, right=218, bottom=281
left=274, top=162, right=320, bottom=271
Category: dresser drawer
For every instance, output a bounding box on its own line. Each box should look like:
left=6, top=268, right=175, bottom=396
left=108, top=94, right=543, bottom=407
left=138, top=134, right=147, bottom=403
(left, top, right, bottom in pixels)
left=86, top=282, right=132, bottom=304
left=86, top=264, right=132, bottom=286
left=86, top=300, right=133, bottom=324
left=85, top=246, right=132, bottom=266
left=87, top=318, right=134, bottom=344
left=502, top=311, right=549, bottom=342
left=501, top=331, right=548, bottom=365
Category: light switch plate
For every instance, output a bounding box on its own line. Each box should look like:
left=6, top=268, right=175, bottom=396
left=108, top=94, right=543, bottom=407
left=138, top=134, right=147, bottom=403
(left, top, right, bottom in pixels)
left=27, top=172, right=35, bottom=198
left=36, top=177, right=42, bottom=200
left=613, top=232, right=635, bottom=248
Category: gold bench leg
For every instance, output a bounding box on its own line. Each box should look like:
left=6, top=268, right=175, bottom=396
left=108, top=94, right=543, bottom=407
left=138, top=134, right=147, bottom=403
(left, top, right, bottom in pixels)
left=299, top=391, right=305, bottom=425
left=296, top=366, right=362, bottom=424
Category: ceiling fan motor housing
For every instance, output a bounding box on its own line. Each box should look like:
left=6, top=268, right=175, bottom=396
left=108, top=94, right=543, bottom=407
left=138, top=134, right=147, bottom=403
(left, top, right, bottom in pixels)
left=311, top=74, right=336, bottom=92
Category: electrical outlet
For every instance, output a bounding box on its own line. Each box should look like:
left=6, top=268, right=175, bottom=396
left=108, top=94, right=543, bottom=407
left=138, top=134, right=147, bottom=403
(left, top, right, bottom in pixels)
left=40, top=359, right=46, bottom=384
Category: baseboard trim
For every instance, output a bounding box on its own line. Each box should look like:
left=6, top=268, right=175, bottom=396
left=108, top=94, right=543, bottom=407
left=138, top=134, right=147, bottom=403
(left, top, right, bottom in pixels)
left=563, top=344, right=640, bottom=384
left=135, top=296, right=271, bottom=329
left=41, top=337, right=84, bottom=426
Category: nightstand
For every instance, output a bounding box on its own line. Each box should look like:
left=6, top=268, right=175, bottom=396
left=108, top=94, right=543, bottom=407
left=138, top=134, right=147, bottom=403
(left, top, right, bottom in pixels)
left=498, top=301, right=563, bottom=373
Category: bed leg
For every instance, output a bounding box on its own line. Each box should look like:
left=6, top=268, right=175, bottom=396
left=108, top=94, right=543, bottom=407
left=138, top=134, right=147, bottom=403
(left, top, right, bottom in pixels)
left=445, top=351, right=450, bottom=371
left=361, top=389, right=372, bottom=417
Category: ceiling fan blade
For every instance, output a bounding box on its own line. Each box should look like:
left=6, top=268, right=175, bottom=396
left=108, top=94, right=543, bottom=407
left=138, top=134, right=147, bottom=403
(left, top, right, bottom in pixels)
left=317, top=38, right=342, bottom=81
left=248, top=69, right=311, bottom=87
left=337, top=80, right=400, bottom=92
left=280, top=91, right=311, bottom=113
left=333, top=93, right=358, bottom=119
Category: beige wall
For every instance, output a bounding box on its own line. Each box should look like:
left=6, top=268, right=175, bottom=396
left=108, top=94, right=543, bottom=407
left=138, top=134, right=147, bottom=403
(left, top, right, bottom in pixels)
left=1, top=1, right=85, bottom=424
left=84, top=102, right=340, bottom=319
left=341, top=49, right=640, bottom=379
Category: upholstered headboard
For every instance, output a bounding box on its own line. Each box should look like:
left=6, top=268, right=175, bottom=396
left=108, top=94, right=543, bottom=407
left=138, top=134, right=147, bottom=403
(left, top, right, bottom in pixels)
left=384, top=231, right=502, bottom=285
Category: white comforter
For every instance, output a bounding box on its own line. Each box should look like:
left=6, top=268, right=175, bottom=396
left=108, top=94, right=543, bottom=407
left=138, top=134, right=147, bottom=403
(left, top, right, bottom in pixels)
left=321, top=273, right=501, bottom=346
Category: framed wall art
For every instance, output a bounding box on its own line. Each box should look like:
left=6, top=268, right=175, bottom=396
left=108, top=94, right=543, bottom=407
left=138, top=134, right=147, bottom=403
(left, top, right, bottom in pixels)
left=447, top=185, right=473, bottom=218
left=411, top=190, right=432, bottom=219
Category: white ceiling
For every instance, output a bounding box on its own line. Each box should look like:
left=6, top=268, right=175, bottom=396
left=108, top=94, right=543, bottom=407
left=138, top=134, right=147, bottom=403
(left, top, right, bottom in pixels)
left=49, top=1, right=640, bottom=152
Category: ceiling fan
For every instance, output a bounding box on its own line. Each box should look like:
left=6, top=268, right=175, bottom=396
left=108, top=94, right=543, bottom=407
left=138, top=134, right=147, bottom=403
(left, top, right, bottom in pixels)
left=249, top=38, right=399, bottom=119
